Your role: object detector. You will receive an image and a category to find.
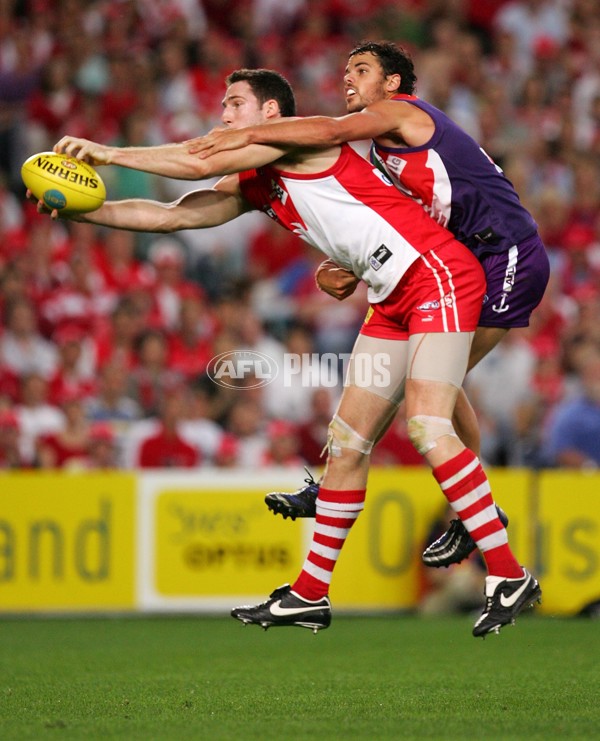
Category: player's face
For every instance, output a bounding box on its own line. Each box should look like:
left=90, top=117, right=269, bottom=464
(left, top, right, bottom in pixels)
left=221, top=81, right=268, bottom=128
left=343, top=53, right=390, bottom=112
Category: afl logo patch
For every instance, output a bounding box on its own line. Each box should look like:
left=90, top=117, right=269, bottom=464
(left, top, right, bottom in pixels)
left=369, top=244, right=392, bottom=271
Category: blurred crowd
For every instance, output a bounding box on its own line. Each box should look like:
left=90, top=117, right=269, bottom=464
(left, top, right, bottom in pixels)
left=0, top=0, right=599, bottom=471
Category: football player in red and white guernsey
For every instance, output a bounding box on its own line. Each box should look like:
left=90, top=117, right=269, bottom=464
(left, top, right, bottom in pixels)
left=187, top=41, right=550, bottom=570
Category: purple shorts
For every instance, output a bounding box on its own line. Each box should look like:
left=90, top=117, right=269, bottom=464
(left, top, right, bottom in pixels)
left=478, top=233, right=550, bottom=328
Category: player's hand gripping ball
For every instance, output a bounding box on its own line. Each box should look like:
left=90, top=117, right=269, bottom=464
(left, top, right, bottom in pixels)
left=21, top=152, right=106, bottom=214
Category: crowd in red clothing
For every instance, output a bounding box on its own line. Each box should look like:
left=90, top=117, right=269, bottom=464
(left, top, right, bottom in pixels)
left=0, top=0, right=600, bottom=470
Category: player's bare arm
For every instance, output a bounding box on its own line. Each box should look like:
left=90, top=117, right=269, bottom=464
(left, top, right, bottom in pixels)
left=27, top=174, right=249, bottom=232
left=54, top=136, right=292, bottom=181
left=188, top=100, right=432, bottom=157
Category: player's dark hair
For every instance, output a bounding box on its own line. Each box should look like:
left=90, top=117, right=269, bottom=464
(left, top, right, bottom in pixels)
left=349, top=41, right=417, bottom=95
left=225, top=69, right=296, bottom=117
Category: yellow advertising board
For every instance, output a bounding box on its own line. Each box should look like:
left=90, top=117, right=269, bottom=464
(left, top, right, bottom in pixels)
left=137, top=472, right=307, bottom=610
left=154, top=489, right=304, bottom=596
left=0, top=467, right=595, bottom=616
left=0, top=472, right=136, bottom=612
left=535, top=471, right=600, bottom=615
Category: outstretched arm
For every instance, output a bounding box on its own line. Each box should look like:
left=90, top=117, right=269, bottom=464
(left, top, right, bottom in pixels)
left=53, top=136, right=290, bottom=180
left=187, top=103, right=401, bottom=157
left=29, top=175, right=250, bottom=232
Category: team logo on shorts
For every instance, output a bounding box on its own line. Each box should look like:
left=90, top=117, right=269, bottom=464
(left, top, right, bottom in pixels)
left=492, top=293, right=510, bottom=313
left=417, top=300, right=441, bottom=311
left=417, top=293, right=454, bottom=311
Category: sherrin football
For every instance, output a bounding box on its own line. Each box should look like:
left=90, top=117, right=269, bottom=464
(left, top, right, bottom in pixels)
left=21, top=151, right=106, bottom=214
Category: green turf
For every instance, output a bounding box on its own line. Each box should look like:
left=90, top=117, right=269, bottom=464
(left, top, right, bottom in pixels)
left=0, top=614, right=598, bottom=740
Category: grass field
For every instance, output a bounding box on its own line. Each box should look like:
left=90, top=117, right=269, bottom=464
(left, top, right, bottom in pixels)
left=1, top=613, right=599, bottom=740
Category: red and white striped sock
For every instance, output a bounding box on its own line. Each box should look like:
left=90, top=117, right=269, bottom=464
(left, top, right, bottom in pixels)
left=292, top=487, right=365, bottom=600
left=432, top=448, right=522, bottom=578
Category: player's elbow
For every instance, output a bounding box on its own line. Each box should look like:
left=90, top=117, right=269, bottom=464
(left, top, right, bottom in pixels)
left=158, top=201, right=207, bottom=231
left=149, top=203, right=189, bottom=232
left=180, top=158, right=219, bottom=180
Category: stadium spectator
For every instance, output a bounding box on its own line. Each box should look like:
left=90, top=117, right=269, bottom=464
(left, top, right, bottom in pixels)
left=213, top=432, right=242, bottom=468
left=297, top=388, right=335, bottom=467
left=39, top=239, right=115, bottom=336
left=93, top=295, right=146, bottom=371
left=60, top=92, right=117, bottom=144
left=512, top=338, right=566, bottom=466
left=146, top=237, right=199, bottom=331
left=85, top=360, right=143, bottom=426
left=465, top=331, right=538, bottom=465
left=155, top=37, right=203, bottom=127
left=262, top=321, right=340, bottom=424
left=0, top=259, right=30, bottom=315
left=80, top=421, right=120, bottom=470
left=0, top=296, right=58, bottom=379
left=15, top=210, right=66, bottom=315
left=128, top=328, right=184, bottom=417
left=0, top=23, right=39, bottom=196
left=37, top=389, right=93, bottom=469
left=179, top=377, right=225, bottom=463
left=0, top=172, right=25, bottom=245
left=26, top=53, right=80, bottom=153
left=493, top=0, right=569, bottom=76
left=233, top=308, right=286, bottom=378
left=136, top=0, right=208, bottom=44
left=222, top=397, right=269, bottom=468
left=168, top=291, right=217, bottom=380
left=98, top=53, right=140, bottom=135
left=14, top=373, right=65, bottom=465
left=135, top=386, right=200, bottom=468
left=48, top=323, right=96, bottom=407
left=560, top=287, right=600, bottom=384
left=558, top=224, right=599, bottom=299
left=541, top=348, right=600, bottom=468
left=95, top=228, right=153, bottom=295
left=259, top=418, right=306, bottom=467
left=0, top=408, right=25, bottom=469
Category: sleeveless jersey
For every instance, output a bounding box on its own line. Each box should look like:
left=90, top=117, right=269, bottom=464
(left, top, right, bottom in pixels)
left=238, top=144, right=457, bottom=304
left=371, top=95, right=538, bottom=258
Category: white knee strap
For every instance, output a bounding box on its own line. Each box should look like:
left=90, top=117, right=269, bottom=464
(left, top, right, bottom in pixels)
left=407, top=415, right=458, bottom=456
left=327, top=413, right=374, bottom=458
